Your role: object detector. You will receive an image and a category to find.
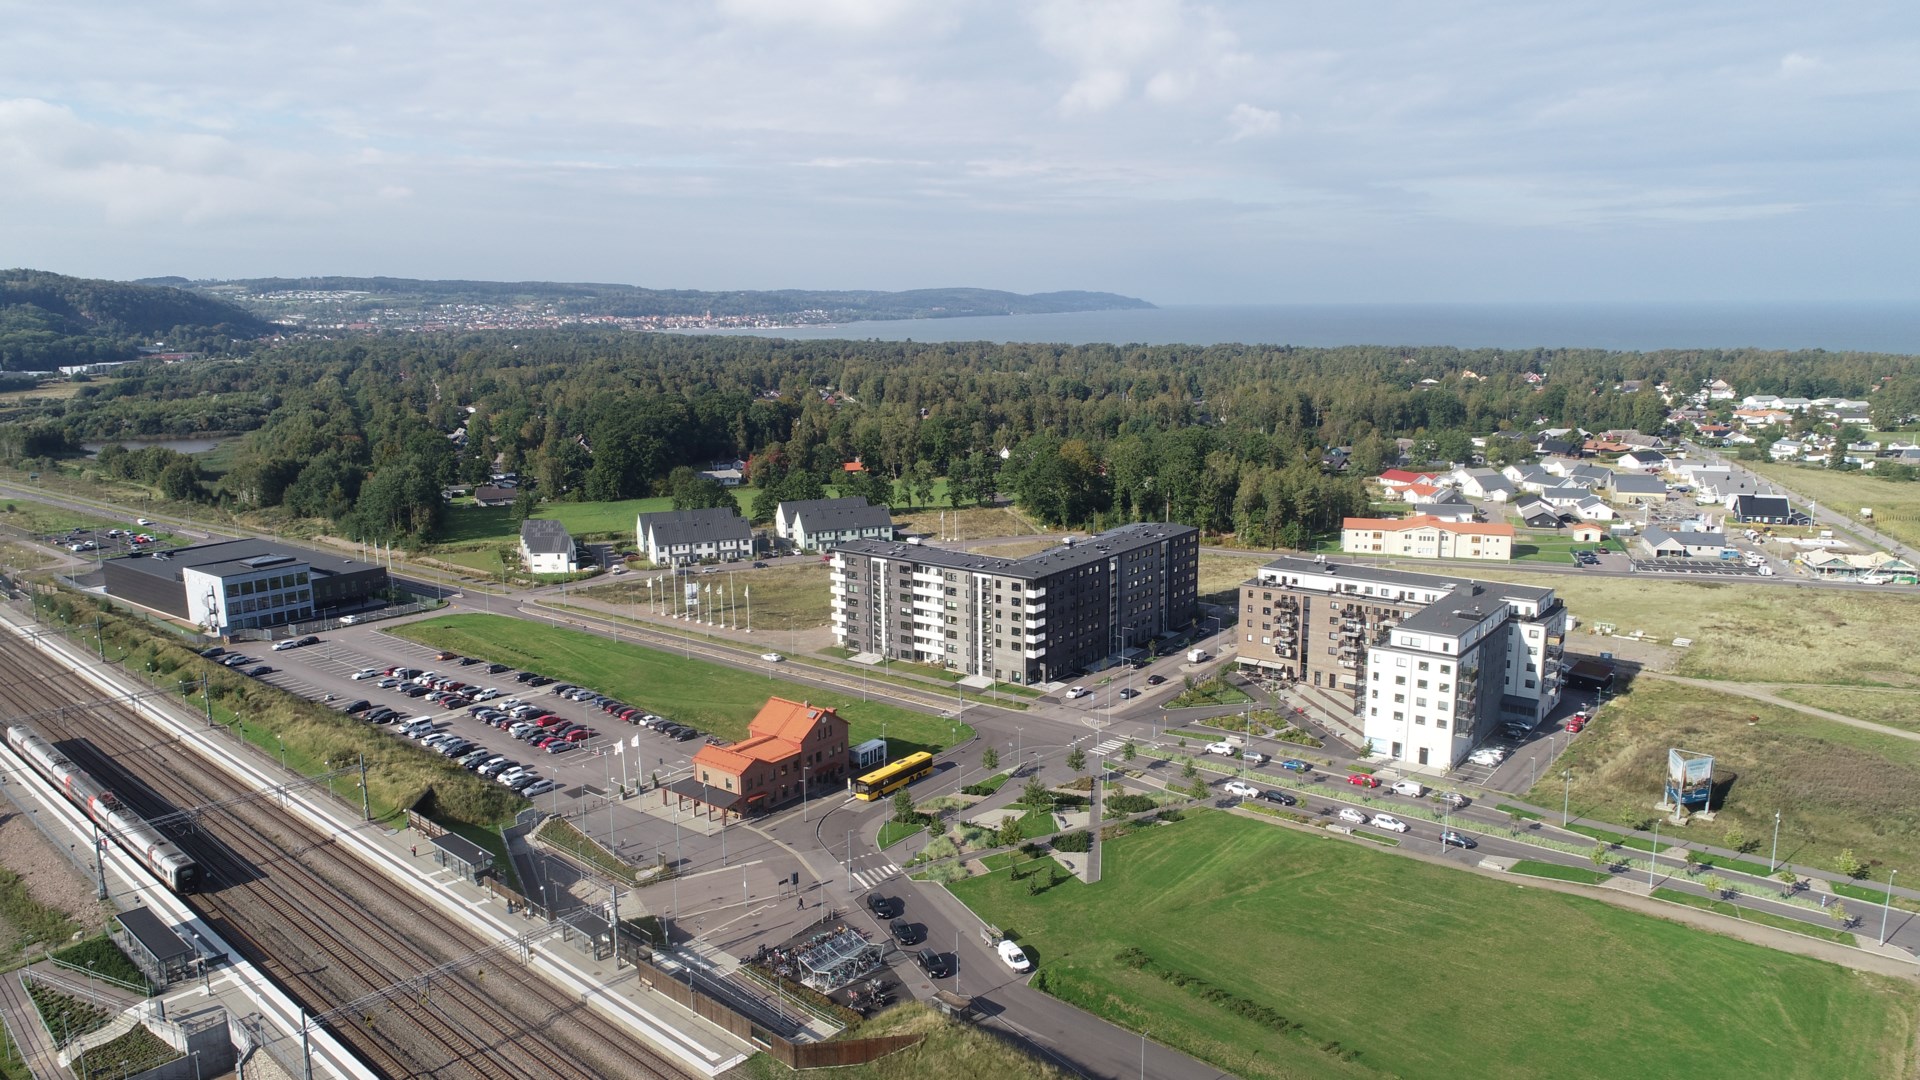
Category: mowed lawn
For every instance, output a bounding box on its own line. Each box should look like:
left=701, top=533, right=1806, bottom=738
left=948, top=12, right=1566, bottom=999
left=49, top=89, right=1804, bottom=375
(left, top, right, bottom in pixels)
left=951, top=812, right=1920, bottom=1080
left=1540, top=679, right=1920, bottom=879
left=389, top=614, right=967, bottom=755
left=577, top=562, right=831, bottom=632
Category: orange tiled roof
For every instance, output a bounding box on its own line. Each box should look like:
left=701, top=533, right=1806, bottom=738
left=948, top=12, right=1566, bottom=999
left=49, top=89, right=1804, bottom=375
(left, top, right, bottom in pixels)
left=694, top=698, right=843, bottom=774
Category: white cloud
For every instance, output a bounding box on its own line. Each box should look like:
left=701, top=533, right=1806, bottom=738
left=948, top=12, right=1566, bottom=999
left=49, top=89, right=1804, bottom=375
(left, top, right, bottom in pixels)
left=1225, top=103, right=1281, bottom=141
left=1030, top=0, right=1243, bottom=114
left=714, top=0, right=917, bottom=32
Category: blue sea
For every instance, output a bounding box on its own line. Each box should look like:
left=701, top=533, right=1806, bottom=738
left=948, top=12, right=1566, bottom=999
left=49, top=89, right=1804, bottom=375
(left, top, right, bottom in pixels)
left=685, top=303, right=1920, bottom=354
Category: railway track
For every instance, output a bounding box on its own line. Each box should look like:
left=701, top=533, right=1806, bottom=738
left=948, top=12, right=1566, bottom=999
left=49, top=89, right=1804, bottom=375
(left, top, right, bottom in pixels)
left=0, top=630, right=690, bottom=1080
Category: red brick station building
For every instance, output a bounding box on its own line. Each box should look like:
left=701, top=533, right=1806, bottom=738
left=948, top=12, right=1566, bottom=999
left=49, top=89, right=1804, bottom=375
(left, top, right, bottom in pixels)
left=671, top=698, right=853, bottom=820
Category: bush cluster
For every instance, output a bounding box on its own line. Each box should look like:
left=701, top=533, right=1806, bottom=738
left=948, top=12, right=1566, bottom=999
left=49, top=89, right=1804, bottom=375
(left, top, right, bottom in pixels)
left=1106, top=794, right=1158, bottom=814
left=1052, top=831, right=1093, bottom=853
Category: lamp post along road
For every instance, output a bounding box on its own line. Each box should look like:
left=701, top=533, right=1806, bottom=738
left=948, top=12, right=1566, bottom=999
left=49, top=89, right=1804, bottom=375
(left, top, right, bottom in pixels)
left=1880, top=869, right=1899, bottom=947
left=1770, top=809, right=1782, bottom=873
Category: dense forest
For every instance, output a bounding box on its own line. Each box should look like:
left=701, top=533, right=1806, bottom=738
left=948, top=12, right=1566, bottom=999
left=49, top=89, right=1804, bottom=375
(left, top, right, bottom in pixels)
left=0, top=269, right=274, bottom=370
left=10, top=329, right=1920, bottom=546
left=140, top=276, right=1154, bottom=322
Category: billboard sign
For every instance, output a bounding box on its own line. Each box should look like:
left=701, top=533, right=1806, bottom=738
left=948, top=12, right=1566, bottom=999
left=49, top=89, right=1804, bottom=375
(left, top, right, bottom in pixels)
left=1666, top=748, right=1713, bottom=809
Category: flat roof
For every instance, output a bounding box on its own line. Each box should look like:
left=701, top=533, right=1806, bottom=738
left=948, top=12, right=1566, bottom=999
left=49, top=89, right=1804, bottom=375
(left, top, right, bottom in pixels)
left=837, top=521, right=1197, bottom=579
left=1251, top=554, right=1555, bottom=605
left=116, top=907, right=193, bottom=963
left=429, top=832, right=491, bottom=867
left=105, top=537, right=381, bottom=582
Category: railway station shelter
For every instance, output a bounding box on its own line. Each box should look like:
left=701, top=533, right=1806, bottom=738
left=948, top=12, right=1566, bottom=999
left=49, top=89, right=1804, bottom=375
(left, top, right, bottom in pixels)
left=429, top=833, right=494, bottom=885
left=113, top=907, right=196, bottom=988
left=558, top=909, right=615, bottom=963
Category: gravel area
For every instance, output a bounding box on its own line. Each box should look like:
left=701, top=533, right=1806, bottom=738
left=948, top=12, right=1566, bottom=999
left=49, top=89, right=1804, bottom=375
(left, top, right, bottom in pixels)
left=0, top=802, right=109, bottom=950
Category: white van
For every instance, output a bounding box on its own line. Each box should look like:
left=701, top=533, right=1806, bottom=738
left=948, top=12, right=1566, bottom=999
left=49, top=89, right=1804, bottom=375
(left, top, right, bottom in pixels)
left=1390, top=780, right=1424, bottom=798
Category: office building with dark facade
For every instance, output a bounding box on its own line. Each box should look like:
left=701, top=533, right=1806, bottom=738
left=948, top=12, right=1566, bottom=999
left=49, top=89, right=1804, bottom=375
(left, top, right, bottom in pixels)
left=102, top=539, right=389, bottom=636
left=830, top=523, right=1199, bottom=684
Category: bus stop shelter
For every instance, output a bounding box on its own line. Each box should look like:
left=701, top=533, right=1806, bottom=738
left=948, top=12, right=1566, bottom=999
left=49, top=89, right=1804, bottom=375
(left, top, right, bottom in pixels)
left=430, top=833, right=494, bottom=884
left=112, top=907, right=196, bottom=988
left=558, top=909, right=615, bottom=962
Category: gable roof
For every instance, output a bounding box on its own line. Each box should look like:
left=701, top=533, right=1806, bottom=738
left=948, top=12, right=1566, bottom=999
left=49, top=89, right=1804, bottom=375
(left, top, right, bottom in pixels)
left=693, top=697, right=846, bottom=774
left=1732, top=494, right=1791, bottom=518
left=519, top=519, right=574, bottom=554
left=1610, top=473, right=1668, bottom=494
left=1342, top=515, right=1514, bottom=537
left=784, top=497, right=893, bottom=535
left=639, top=507, right=751, bottom=547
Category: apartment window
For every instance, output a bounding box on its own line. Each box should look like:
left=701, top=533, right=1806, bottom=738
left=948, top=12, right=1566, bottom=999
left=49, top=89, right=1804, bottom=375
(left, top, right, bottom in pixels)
left=1436, top=699, right=1449, bottom=711
left=1395, top=657, right=1407, bottom=668
left=1441, top=664, right=1452, bottom=674
left=1525, top=679, right=1536, bottom=689
left=1415, top=716, right=1425, bottom=725
left=1439, top=683, right=1450, bottom=693
left=1394, top=693, right=1405, bottom=703
left=1416, top=698, right=1427, bottom=708
left=1435, top=719, right=1447, bottom=730
left=1371, top=671, right=1381, bottom=681
left=1418, top=661, right=1429, bottom=671
left=1370, top=707, right=1378, bottom=717
left=1417, top=679, right=1428, bottom=689
left=1395, top=675, right=1406, bottom=686
left=1393, top=712, right=1404, bottom=722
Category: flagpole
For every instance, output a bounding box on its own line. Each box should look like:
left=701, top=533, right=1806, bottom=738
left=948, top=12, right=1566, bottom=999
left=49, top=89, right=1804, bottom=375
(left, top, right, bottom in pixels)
left=745, top=585, right=752, bottom=634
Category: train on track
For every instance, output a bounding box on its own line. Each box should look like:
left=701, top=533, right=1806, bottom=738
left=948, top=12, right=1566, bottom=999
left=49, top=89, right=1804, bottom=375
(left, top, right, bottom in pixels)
left=5, top=724, right=200, bottom=892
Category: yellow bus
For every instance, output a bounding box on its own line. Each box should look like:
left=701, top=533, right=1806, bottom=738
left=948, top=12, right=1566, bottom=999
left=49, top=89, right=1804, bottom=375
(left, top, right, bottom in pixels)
left=853, top=752, right=935, bottom=800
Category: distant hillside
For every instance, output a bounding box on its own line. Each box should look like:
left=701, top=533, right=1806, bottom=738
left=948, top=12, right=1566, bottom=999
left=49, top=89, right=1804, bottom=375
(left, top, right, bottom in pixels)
left=147, top=275, right=1154, bottom=324
left=1, top=269, right=274, bottom=371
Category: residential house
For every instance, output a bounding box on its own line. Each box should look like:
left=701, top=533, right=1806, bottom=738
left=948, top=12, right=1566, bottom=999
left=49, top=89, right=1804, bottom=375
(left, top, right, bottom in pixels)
left=776, top=497, right=895, bottom=552
left=1741, top=395, right=1785, bottom=410
left=684, top=698, right=854, bottom=817
left=1407, top=499, right=1478, bottom=523
left=472, top=485, right=517, bottom=508
left=1538, top=486, right=1593, bottom=510
left=1734, top=408, right=1791, bottom=427
left=1694, top=423, right=1732, bottom=439
left=1377, top=469, right=1440, bottom=493
left=519, top=520, right=577, bottom=575
left=1569, top=523, right=1606, bottom=544
left=1601, top=431, right=1668, bottom=449
left=1729, top=495, right=1792, bottom=524
left=1451, top=468, right=1516, bottom=502
left=699, top=458, right=747, bottom=487
left=1534, top=436, right=1580, bottom=458
left=1572, top=497, right=1619, bottom=522
left=1616, top=450, right=1668, bottom=471
left=636, top=507, right=754, bottom=566
left=1606, top=473, right=1670, bottom=506
left=1769, top=440, right=1807, bottom=461
left=1639, top=526, right=1727, bottom=559
left=1340, top=517, right=1514, bottom=561
left=1503, top=464, right=1558, bottom=494
left=1798, top=551, right=1919, bottom=584
left=1706, top=379, right=1735, bottom=401
left=1514, top=499, right=1560, bottom=529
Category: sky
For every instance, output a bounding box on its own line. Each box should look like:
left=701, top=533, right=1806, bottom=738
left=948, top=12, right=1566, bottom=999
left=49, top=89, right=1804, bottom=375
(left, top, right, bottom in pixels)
left=2, top=1, right=1917, bottom=304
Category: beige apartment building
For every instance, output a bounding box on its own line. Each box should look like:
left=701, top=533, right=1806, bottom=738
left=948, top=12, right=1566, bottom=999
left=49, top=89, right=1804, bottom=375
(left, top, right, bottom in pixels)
left=1340, top=515, right=1514, bottom=561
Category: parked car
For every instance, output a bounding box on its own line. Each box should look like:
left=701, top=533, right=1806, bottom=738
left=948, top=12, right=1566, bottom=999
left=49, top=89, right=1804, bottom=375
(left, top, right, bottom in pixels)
left=1467, top=748, right=1506, bottom=767
left=1204, top=741, right=1238, bottom=756
left=1256, top=790, right=1296, bottom=806
left=271, top=639, right=300, bottom=652
left=486, top=663, right=510, bottom=674
left=1065, top=686, right=1090, bottom=699
left=546, top=740, right=577, bottom=755
left=247, top=665, right=274, bottom=677
left=1345, top=773, right=1379, bottom=788
left=889, top=918, right=922, bottom=945
left=1369, top=814, right=1410, bottom=833
left=342, top=699, right=372, bottom=713
left=1565, top=717, right=1587, bottom=733
left=199, top=646, right=226, bottom=659
left=1440, top=830, right=1478, bottom=849
left=522, top=779, right=561, bottom=797
left=996, top=939, right=1032, bottom=972
left=352, top=668, right=380, bottom=680
left=1222, top=780, right=1260, bottom=798
left=915, top=948, right=952, bottom=979
left=867, top=894, right=901, bottom=918
left=1278, top=759, right=1311, bottom=773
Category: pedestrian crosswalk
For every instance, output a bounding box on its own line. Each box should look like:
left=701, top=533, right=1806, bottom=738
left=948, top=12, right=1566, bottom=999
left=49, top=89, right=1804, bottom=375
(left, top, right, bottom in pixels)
left=850, top=863, right=902, bottom=891
left=1089, top=738, right=1129, bottom=757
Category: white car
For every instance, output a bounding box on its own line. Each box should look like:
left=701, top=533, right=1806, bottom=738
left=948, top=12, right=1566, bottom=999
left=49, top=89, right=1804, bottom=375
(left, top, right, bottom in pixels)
left=1204, top=741, right=1237, bottom=756
left=1065, top=686, right=1090, bottom=699
left=996, top=939, right=1032, bottom=972
left=760, top=652, right=785, bottom=663
left=1468, top=748, right=1506, bottom=767
left=1369, top=814, right=1410, bottom=833
left=1337, top=807, right=1366, bottom=825
left=136, top=518, right=153, bottom=526
left=351, top=668, right=380, bottom=680
left=1222, top=780, right=1260, bottom=799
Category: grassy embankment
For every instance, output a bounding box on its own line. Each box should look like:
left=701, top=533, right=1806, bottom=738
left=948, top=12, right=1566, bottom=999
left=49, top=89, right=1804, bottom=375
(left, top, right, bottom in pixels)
left=950, top=811, right=1920, bottom=1080
left=390, top=614, right=970, bottom=755
left=579, top=561, right=831, bottom=633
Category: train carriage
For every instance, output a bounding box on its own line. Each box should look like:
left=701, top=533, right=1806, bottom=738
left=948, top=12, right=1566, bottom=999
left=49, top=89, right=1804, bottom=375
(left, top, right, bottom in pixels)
left=5, top=724, right=200, bottom=893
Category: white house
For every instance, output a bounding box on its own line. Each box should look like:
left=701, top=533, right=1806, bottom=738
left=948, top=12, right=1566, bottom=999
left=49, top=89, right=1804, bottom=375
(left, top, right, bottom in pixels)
left=776, top=497, right=895, bottom=552
left=637, top=507, right=754, bottom=566
left=519, top=520, right=577, bottom=575
left=1616, top=450, right=1668, bottom=471
left=1340, top=516, right=1515, bottom=561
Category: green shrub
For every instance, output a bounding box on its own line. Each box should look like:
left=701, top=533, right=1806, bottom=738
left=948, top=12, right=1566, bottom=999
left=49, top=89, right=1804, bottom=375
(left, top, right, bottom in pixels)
left=1052, top=831, right=1093, bottom=853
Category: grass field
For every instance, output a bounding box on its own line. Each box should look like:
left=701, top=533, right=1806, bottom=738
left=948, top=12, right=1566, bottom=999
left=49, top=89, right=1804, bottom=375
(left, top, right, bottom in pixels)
left=390, top=614, right=968, bottom=754
left=1745, top=461, right=1920, bottom=551
left=950, top=812, right=1919, bottom=1080
left=1651, top=888, right=1858, bottom=945
left=1538, top=679, right=1920, bottom=880
left=891, top=505, right=1033, bottom=540
left=579, top=562, right=831, bottom=632
left=1507, top=860, right=1610, bottom=884
left=435, top=488, right=769, bottom=548
left=1477, top=568, right=1920, bottom=685
left=1776, top=686, right=1920, bottom=731
left=876, top=821, right=924, bottom=850
left=1196, top=553, right=1267, bottom=606
left=723, top=1002, right=1068, bottom=1080
left=0, top=498, right=130, bottom=537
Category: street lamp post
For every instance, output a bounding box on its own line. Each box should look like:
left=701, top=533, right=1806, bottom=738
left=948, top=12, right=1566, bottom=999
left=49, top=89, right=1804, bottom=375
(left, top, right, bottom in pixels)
left=1140, top=1030, right=1149, bottom=1080
left=1649, top=818, right=1660, bottom=889
left=1561, top=769, right=1572, bottom=826
left=801, top=765, right=810, bottom=821
left=1880, top=869, right=1900, bottom=947
left=1770, top=809, right=1782, bottom=873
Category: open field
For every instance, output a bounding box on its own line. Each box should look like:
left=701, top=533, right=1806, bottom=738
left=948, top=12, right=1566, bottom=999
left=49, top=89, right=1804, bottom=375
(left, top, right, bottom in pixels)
left=1745, top=461, right=1920, bottom=551
left=892, top=505, right=1032, bottom=540
left=1776, top=686, right=1920, bottom=732
left=435, top=487, right=769, bottom=548
left=723, top=1003, right=1069, bottom=1080
left=0, top=498, right=132, bottom=538
left=0, top=380, right=91, bottom=404
left=390, top=614, right=968, bottom=755
left=1538, top=679, right=1920, bottom=880
left=580, top=562, right=831, bottom=632
left=1475, top=567, right=1920, bottom=684
left=1196, top=553, right=1267, bottom=606
left=950, top=811, right=1919, bottom=1080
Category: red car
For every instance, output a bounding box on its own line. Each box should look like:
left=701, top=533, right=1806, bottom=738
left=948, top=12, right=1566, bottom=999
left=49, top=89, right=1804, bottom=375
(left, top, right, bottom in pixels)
left=1346, top=774, right=1380, bottom=788
left=1565, top=718, right=1586, bottom=733
left=565, top=728, right=595, bottom=742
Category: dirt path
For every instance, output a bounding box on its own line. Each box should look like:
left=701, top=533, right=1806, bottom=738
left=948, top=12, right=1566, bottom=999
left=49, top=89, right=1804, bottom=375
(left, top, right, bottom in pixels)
left=1645, top=673, right=1920, bottom=744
